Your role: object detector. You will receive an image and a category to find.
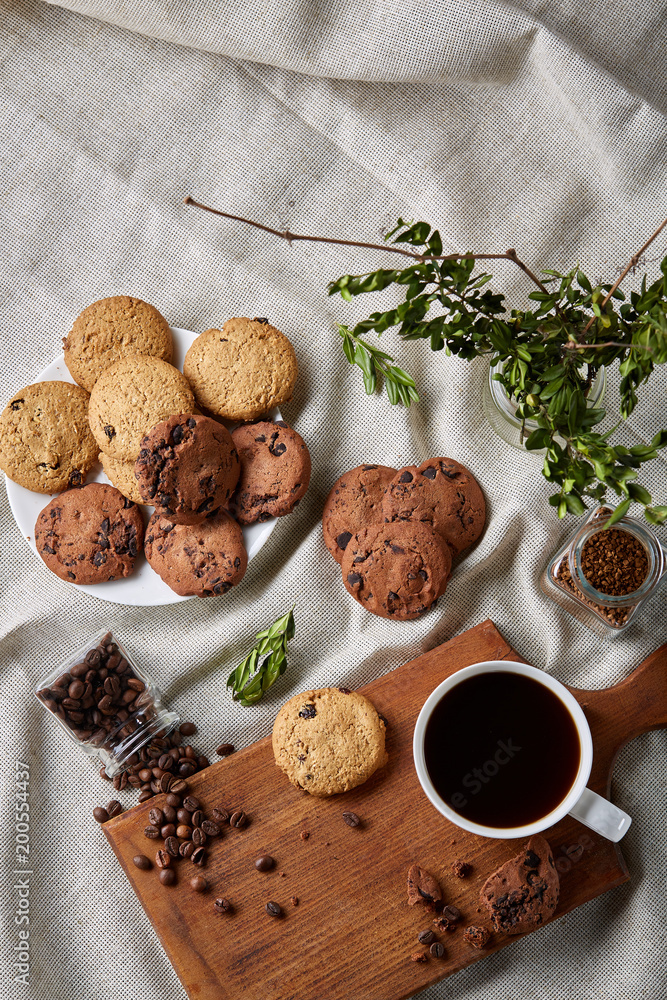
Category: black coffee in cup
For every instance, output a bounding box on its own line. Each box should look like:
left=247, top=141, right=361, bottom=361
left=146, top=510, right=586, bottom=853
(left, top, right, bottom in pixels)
left=423, top=671, right=581, bottom=828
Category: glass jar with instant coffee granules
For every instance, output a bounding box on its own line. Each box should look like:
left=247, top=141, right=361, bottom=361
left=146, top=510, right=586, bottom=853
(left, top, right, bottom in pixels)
left=35, top=630, right=179, bottom=777
left=540, top=505, right=667, bottom=637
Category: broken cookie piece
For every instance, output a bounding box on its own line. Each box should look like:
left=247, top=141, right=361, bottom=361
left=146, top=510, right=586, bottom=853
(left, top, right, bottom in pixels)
left=480, top=833, right=559, bottom=935
left=463, top=925, right=490, bottom=949
left=407, top=865, right=443, bottom=908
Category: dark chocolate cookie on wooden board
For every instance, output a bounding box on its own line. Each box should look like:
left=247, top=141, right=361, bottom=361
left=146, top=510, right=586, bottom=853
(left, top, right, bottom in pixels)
left=229, top=420, right=311, bottom=525
left=135, top=414, right=240, bottom=525
left=322, top=463, right=397, bottom=564
left=382, top=457, right=486, bottom=556
left=34, top=483, right=144, bottom=585
left=340, top=521, right=451, bottom=620
left=144, top=510, right=247, bottom=597
left=480, top=834, right=560, bottom=935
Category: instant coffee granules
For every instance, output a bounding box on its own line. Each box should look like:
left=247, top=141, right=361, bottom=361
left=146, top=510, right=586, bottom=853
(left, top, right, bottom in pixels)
left=579, top=527, right=648, bottom=595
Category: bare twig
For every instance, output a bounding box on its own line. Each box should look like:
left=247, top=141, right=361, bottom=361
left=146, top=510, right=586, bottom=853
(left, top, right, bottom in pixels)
left=183, top=196, right=552, bottom=294
left=563, top=340, right=656, bottom=356
left=579, top=216, right=667, bottom=339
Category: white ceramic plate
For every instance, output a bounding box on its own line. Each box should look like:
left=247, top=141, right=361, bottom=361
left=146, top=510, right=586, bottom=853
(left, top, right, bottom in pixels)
left=5, top=327, right=279, bottom=606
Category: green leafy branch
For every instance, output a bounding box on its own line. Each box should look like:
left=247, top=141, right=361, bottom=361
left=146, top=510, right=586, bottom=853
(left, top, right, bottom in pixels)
left=338, top=323, right=419, bottom=405
left=227, top=609, right=295, bottom=706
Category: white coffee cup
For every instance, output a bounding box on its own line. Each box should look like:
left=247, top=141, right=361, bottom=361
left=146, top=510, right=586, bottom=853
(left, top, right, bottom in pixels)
left=413, top=660, right=631, bottom=842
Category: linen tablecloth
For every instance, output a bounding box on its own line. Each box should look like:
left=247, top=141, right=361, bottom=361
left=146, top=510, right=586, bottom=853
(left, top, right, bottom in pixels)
left=1, top=2, right=666, bottom=997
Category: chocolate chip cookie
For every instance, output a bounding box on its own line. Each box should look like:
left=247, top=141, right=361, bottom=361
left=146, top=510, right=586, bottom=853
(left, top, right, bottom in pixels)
left=272, top=687, right=388, bottom=796
left=183, top=318, right=298, bottom=422
left=480, top=834, right=559, bottom=935
left=382, top=458, right=486, bottom=556
left=229, top=420, right=310, bottom=524
left=144, top=509, right=247, bottom=597
left=88, top=356, right=194, bottom=461
left=0, top=381, right=98, bottom=494
left=322, top=464, right=396, bottom=563
left=35, top=483, right=144, bottom=584
left=63, top=296, right=173, bottom=392
left=135, top=414, right=240, bottom=524
left=340, top=521, right=451, bottom=620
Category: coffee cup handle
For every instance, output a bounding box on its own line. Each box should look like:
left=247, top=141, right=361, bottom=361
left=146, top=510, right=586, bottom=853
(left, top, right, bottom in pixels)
left=568, top=787, right=632, bottom=842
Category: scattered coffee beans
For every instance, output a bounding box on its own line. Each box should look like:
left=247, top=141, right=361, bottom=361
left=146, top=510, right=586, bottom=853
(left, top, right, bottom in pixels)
left=229, top=810, right=247, bottom=828
left=132, top=855, right=152, bottom=870
left=201, top=820, right=221, bottom=837
left=155, top=850, right=171, bottom=870
left=190, top=875, right=208, bottom=893
left=93, top=806, right=109, bottom=823
left=212, top=807, right=230, bottom=824
left=418, top=930, right=435, bottom=945
left=144, top=825, right=160, bottom=840
left=430, top=942, right=445, bottom=959
left=191, top=847, right=206, bottom=866
left=179, top=722, right=197, bottom=736
left=216, top=743, right=235, bottom=756
left=159, top=869, right=176, bottom=886
left=265, top=901, right=282, bottom=918
left=106, top=800, right=123, bottom=819
left=342, top=811, right=361, bottom=828
left=214, top=898, right=232, bottom=913
left=442, top=905, right=461, bottom=923
left=255, top=855, right=275, bottom=872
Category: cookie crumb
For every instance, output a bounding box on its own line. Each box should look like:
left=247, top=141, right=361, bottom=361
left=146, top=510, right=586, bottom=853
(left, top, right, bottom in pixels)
left=452, top=859, right=472, bottom=878
left=291, top=896, right=299, bottom=906
left=410, top=951, right=428, bottom=963
left=463, top=925, right=490, bottom=949
left=300, top=830, right=310, bottom=841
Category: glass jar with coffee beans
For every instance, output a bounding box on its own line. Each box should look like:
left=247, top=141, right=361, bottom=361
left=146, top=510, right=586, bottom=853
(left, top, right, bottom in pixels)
left=540, top=505, right=667, bottom=637
left=35, top=630, right=179, bottom=777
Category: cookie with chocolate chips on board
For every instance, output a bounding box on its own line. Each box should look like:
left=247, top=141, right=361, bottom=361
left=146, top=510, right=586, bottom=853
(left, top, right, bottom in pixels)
left=272, top=687, right=388, bottom=796
left=34, top=483, right=144, bottom=584
left=144, top=509, right=247, bottom=597
left=340, top=520, right=451, bottom=620
left=480, top=834, right=560, bottom=935
left=135, top=414, right=240, bottom=524
left=229, top=420, right=311, bottom=524
left=0, top=381, right=98, bottom=493
left=382, top=457, right=486, bottom=556
left=322, top=463, right=397, bottom=563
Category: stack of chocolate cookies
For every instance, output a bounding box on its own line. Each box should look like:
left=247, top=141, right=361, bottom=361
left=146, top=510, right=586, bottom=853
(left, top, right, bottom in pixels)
left=322, top=459, right=486, bottom=620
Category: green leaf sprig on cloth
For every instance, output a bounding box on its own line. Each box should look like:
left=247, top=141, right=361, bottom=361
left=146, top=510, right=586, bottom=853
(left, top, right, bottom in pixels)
left=184, top=198, right=667, bottom=523
left=227, top=609, right=295, bottom=706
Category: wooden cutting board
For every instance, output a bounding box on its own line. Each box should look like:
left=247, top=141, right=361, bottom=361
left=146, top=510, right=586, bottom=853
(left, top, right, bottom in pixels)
left=103, top=620, right=667, bottom=1000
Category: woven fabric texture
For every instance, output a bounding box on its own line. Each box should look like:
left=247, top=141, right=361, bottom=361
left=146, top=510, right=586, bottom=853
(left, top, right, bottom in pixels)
left=0, top=2, right=666, bottom=998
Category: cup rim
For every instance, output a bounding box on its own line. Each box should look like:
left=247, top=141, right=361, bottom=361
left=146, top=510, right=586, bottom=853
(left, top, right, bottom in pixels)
left=412, top=659, right=593, bottom=839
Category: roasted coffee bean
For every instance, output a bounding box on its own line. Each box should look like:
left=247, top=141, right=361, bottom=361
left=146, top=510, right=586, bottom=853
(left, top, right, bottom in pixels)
left=179, top=722, right=197, bottom=736
left=112, top=772, right=128, bottom=791
left=201, top=820, right=221, bottom=837
left=159, top=869, right=176, bottom=886
left=265, top=901, right=282, bottom=918
left=197, top=755, right=210, bottom=770
left=138, top=789, right=153, bottom=803
left=191, top=847, right=206, bottom=866
left=164, top=836, right=180, bottom=858
left=178, top=760, right=196, bottom=777
left=184, top=745, right=197, bottom=759
left=169, top=778, right=188, bottom=795
left=564, top=843, right=584, bottom=862
left=212, top=808, right=230, bottom=824
left=161, top=824, right=176, bottom=839
left=158, top=753, right=174, bottom=771
left=216, top=743, right=235, bottom=757
left=213, top=897, right=232, bottom=913
left=127, top=774, right=143, bottom=788
left=162, top=805, right=177, bottom=824
left=190, top=875, right=208, bottom=893
left=176, top=825, right=193, bottom=840
left=177, top=808, right=191, bottom=825
left=150, top=780, right=162, bottom=794
left=99, top=766, right=110, bottom=781
left=165, top=793, right=182, bottom=808
left=192, top=828, right=207, bottom=847
left=132, top=855, right=152, bottom=871
left=191, top=810, right=204, bottom=828
left=255, top=855, right=275, bottom=872
left=179, top=841, right=196, bottom=858
left=155, top=850, right=171, bottom=869
left=149, top=808, right=165, bottom=827
left=93, top=807, right=109, bottom=823
left=442, top=905, right=461, bottom=923
left=342, top=811, right=361, bottom=828
left=159, top=773, right=173, bottom=794
left=229, top=810, right=246, bottom=828
left=183, top=795, right=200, bottom=812
left=105, top=800, right=123, bottom=819
left=144, top=825, right=160, bottom=840
left=430, top=942, right=445, bottom=959
left=138, top=768, right=153, bottom=782
left=418, top=929, right=435, bottom=945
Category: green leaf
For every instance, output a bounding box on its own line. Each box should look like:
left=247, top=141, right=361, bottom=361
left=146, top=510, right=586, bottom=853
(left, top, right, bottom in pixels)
left=606, top=499, right=631, bottom=526
left=228, top=610, right=295, bottom=706
left=525, top=428, right=551, bottom=450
